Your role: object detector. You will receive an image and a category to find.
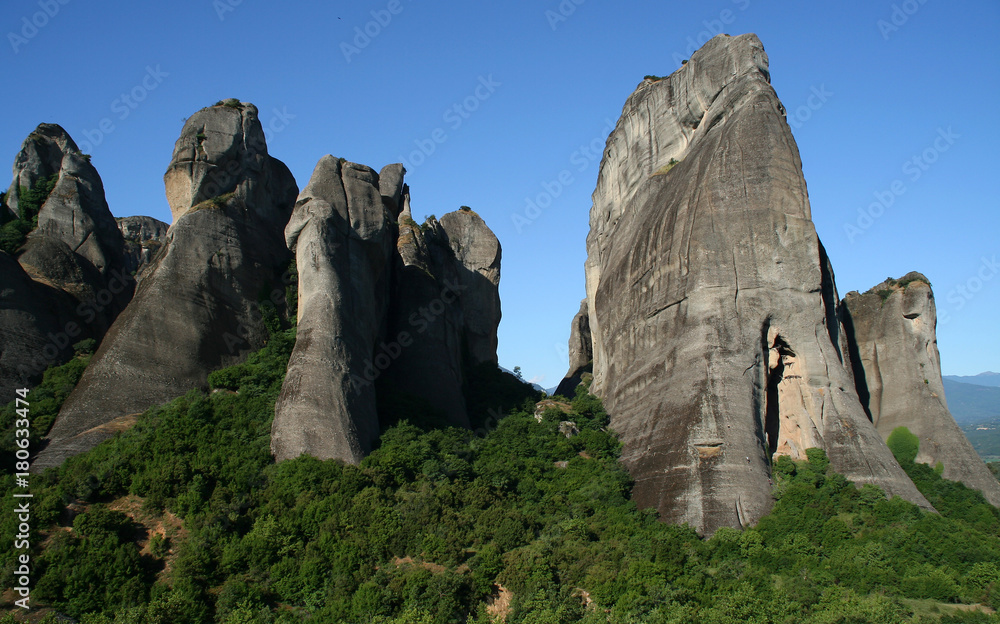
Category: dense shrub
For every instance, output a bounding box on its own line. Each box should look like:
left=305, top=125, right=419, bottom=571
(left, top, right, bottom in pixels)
left=0, top=172, right=58, bottom=253
left=2, top=329, right=999, bottom=622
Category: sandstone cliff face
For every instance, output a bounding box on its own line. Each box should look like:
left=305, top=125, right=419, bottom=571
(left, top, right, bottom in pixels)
left=578, top=34, right=930, bottom=533
left=382, top=203, right=502, bottom=429
left=271, top=157, right=504, bottom=464
left=271, top=157, right=397, bottom=464
left=843, top=274, right=1000, bottom=506
left=34, top=102, right=297, bottom=471
left=118, top=215, right=169, bottom=277
left=1, top=124, right=130, bottom=398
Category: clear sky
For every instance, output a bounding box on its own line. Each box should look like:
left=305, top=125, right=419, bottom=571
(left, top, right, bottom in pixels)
left=2, top=0, right=998, bottom=387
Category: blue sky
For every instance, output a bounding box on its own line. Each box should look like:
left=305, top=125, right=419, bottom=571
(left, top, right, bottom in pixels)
left=2, top=0, right=998, bottom=387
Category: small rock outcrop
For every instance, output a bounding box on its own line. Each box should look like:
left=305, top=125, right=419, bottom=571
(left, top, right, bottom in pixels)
left=117, top=215, right=169, bottom=276
left=555, top=299, right=592, bottom=398
left=1, top=124, right=130, bottom=397
left=271, top=163, right=503, bottom=464
left=567, top=34, right=930, bottom=533
left=843, top=274, right=1000, bottom=506
left=35, top=102, right=297, bottom=471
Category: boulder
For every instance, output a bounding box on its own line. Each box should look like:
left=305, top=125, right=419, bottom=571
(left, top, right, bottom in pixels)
left=843, top=274, right=1000, bottom=506
left=34, top=102, right=297, bottom=471
left=578, top=34, right=930, bottom=533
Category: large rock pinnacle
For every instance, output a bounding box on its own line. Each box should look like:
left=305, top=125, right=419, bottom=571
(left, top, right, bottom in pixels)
left=271, top=157, right=396, bottom=463
left=843, top=274, right=1000, bottom=507
left=271, top=159, right=504, bottom=464
left=575, top=34, right=930, bottom=533
left=34, top=102, right=297, bottom=471
left=1, top=124, right=129, bottom=398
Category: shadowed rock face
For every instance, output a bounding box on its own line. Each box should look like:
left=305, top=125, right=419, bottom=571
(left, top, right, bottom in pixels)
left=272, top=159, right=504, bottom=464
left=0, top=251, right=79, bottom=395
left=34, top=103, right=297, bottom=471
left=1, top=124, right=130, bottom=397
left=555, top=299, right=592, bottom=398
left=843, top=274, right=1000, bottom=506
left=578, top=34, right=930, bottom=533
left=382, top=203, right=502, bottom=429
left=118, top=216, right=169, bottom=277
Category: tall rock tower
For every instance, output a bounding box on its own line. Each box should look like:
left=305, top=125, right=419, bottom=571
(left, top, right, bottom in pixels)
left=843, top=274, right=1000, bottom=507
left=565, top=34, right=931, bottom=533
left=34, top=102, right=298, bottom=471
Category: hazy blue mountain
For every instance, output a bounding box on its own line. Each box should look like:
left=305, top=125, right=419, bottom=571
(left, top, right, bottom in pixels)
left=943, top=378, right=1000, bottom=424
left=944, top=372, right=1000, bottom=387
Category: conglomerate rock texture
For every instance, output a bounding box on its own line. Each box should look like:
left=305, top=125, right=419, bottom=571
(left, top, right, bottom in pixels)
left=843, top=274, right=1000, bottom=507
left=35, top=102, right=298, bottom=471
left=575, top=33, right=931, bottom=533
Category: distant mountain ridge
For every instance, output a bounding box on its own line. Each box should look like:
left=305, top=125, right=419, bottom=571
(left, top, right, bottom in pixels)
left=943, top=378, right=1000, bottom=425
left=945, top=372, right=1000, bottom=388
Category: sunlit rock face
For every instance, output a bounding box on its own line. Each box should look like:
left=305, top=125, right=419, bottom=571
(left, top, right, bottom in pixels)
left=577, top=34, right=931, bottom=534
left=843, top=274, right=1000, bottom=507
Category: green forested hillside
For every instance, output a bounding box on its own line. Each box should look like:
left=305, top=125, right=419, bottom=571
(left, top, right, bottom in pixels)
left=2, top=330, right=1000, bottom=623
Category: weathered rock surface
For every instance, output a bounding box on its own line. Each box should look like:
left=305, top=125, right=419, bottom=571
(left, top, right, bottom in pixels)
left=843, top=274, right=1000, bottom=506
left=35, top=102, right=297, bottom=471
left=381, top=200, right=470, bottom=429
left=7, top=124, right=126, bottom=283
left=555, top=299, right=592, bottom=398
left=272, top=159, right=504, bottom=463
left=576, top=33, right=930, bottom=533
left=271, top=157, right=396, bottom=464
left=1, top=124, right=130, bottom=398
left=438, top=208, right=502, bottom=365
left=0, top=250, right=79, bottom=396
left=380, top=204, right=502, bottom=430
left=117, top=215, right=169, bottom=277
